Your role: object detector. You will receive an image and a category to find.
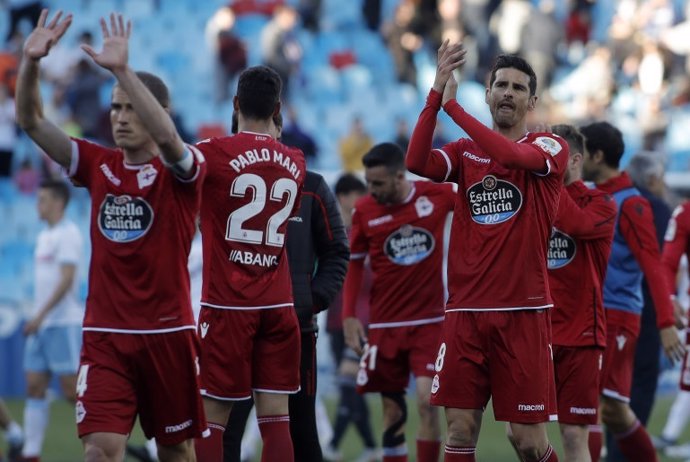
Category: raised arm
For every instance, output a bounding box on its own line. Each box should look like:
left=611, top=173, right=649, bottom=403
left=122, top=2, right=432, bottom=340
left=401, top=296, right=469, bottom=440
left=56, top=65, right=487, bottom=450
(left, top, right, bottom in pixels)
left=406, top=41, right=466, bottom=181
left=82, top=14, right=191, bottom=175
left=16, top=9, right=74, bottom=168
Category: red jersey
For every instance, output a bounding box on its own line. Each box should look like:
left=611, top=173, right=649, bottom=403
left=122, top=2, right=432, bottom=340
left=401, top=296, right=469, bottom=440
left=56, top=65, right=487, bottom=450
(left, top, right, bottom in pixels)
left=68, top=138, right=206, bottom=333
left=663, top=201, right=690, bottom=297
left=548, top=181, right=616, bottom=347
left=196, top=131, right=305, bottom=309
left=345, top=181, right=455, bottom=326
left=406, top=90, right=568, bottom=311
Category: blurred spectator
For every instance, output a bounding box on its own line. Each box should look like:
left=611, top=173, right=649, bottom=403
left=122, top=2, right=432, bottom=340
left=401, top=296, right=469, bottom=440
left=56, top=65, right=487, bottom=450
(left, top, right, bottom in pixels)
left=490, top=0, right=532, bottom=55
left=297, top=0, right=322, bottom=33
left=339, top=116, right=373, bottom=172
left=5, top=0, right=42, bottom=43
left=382, top=0, right=423, bottom=87
left=0, top=82, right=16, bottom=176
left=462, top=0, right=501, bottom=80
left=64, top=58, right=108, bottom=139
left=565, top=3, right=592, bottom=45
left=261, top=5, right=302, bottom=99
left=394, top=117, right=410, bottom=153
left=432, top=119, right=450, bottom=149
left=41, top=30, right=94, bottom=86
left=520, top=0, right=562, bottom=92
left=280, top=106, right=317, bottom=165
left=205, top=6, right=247, bottom=105
left=13, top=158, right=39, bottom=194
left=0, top=37, right=21, bottom=95
left=362, top=0, right=382, bottom=31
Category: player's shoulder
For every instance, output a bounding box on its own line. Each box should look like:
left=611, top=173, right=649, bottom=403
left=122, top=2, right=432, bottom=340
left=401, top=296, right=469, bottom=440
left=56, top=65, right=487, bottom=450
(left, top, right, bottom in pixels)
left=526, top=132, right=568, bottom=157
left=353, top=194, right=377, bottom=215
left=414, top=179, right=455, bottom=195
left=73, top=136, right=118, bottom=158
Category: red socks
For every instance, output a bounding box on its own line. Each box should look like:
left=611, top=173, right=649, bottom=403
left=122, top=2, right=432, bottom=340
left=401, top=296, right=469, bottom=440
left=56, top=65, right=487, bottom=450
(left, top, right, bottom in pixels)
left=257, top=414, right=293, bottom=462
left=588, top=424, right=603, bottom=462
left=614, top=420, right=658, bottom=462
left=538, top=445, right=559, bottom=461
left=194, top=422, right=224, bottom=462
left=444, top=445, right=476, bottom=461
left=417, top=439, right=441, bottom=462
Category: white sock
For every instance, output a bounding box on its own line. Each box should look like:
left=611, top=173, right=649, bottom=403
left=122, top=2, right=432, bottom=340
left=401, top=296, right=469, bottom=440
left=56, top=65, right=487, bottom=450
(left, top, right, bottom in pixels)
left=145, top=438, right=159, bottom=460
left=5, top=420, right=23, bottom=445
left=241, top=408, right=260, bottom=459
left=315, top=394, right=333, bottom=447
left=22, top=398, right=49, bottom=457
left=663, top=390, right=690, bottom=441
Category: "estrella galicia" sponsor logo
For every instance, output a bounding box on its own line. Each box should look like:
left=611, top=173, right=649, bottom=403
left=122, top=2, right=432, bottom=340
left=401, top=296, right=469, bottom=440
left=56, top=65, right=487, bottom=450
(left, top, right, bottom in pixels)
left=384, top=225, right=435, bottom=265
left=98, top=195, right=154, bottom=242
left=467, top=175, right=522, bottom=224
left=547, top=229, right=576, bottom=269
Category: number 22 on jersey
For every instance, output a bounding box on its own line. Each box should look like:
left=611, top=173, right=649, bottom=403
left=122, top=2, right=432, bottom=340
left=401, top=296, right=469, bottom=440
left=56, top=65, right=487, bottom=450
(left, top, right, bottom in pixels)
left=225, top=173, right=298, bottom=247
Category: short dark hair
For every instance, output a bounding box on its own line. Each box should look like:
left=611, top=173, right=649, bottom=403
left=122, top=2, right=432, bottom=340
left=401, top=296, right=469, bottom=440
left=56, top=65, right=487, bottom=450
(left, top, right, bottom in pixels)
left=334, top=173, right=366, bottom=196
left=134, top=71, right=170, bottom=108
left=362, top=143, right=405, bottom=172
left=39, top=179, right=70, bottom=206
left=580, top=121, right=625, bottom=169
left=489, top=54, right=537, bottom=96
left=237, top=65, right=282, bottom=120
left=552, top=124, right=584, bottom=156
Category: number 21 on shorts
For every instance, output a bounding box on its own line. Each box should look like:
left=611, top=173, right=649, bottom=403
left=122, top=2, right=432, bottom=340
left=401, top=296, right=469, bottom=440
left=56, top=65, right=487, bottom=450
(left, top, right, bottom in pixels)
left=356, top=344, right=378, bottom=386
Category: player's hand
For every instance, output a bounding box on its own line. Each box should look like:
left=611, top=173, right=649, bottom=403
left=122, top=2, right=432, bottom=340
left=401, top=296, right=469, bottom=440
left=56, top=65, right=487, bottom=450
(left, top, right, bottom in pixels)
left=23, top=9, right=73, bottom=61
left=660, top=326, right=685, bottom=364
left=23, top=316, right=44, bottom=336
left=442, top=73, right=458, bottom=106
left=81, top=13, right=131, bottom=74
left=673, top=297, right=686, bottom=329
left=432, top=40, right=466, bottom=94
left=343, top=317, right=367, bottom=356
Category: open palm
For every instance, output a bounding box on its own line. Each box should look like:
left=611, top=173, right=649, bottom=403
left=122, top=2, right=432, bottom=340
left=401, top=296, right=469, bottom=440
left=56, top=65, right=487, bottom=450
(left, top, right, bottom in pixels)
left=23, top=9, right=72, bottom=60
left=82, top=13, right=131, bottom=73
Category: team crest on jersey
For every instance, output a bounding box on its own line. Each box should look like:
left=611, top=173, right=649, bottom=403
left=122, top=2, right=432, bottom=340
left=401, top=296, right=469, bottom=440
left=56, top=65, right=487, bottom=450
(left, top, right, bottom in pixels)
left=136, top=164, right=158, bottom=189
left=384, top=225, right=435, bottom=265
left=547, top=229, right=576, bottom=269
left=98, top=194, right=154, bottom=243
left=467, top=175, right=522, bottom=225
left=431, top=374, right=440, bottom=394
left=415, top=196, right=434, bottom=218
left=76, top=401, right=86, bottom=423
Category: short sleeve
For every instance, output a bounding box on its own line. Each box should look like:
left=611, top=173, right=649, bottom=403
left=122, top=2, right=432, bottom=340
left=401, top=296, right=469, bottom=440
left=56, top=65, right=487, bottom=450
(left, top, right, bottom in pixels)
left=56, top=225, right=82, bottom=266
left=69, top=138, right=107, bottom=188
left=529, top=134, right=569, bottom=177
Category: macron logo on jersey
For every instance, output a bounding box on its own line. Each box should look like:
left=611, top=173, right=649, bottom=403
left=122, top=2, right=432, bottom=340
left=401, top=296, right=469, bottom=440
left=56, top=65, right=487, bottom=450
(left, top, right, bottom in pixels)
left=463, top=151, right=491, bottom=164
left=368, top=215, right=393, bottom=227
left=518, top=403, right=545, bottom=412
left=99, top=164, right=121, bottom=186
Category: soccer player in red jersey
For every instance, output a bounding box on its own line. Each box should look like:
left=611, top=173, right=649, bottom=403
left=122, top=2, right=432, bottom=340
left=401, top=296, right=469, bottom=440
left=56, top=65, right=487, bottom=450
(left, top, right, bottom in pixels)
left=343, top=142, right=455, bottom=462
left=579, top=121, right=684, bottom=462
left=16, top=11, right=207, bottom=462
left=406, top=42, right=568, bottom=462
left=192, top=66, right=306, bottom=462
left=546, top=124, right=616, bottom=461
left=663, top=200, right=690, bottom=405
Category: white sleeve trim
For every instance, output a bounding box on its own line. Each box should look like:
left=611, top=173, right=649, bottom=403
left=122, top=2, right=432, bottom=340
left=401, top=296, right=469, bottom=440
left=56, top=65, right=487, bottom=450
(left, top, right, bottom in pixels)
left=67, top=140, right=79, bottom=177
left=350, top=252, right=368, bottom=260
left=173, top=145, right=205, bottom=183
left=433, top=149, right=453, bottom=182
left=531, top=159, right=552, bottom=177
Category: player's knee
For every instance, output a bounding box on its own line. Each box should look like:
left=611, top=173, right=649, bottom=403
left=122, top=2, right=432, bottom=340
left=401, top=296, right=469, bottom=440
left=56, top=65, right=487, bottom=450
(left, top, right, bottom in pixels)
left=446, top=418, right=479, bottom=447
left=83, top=443, right=117, bottom=462
left=559, top=424, right=587, bottom=448
left=382, top=392, right=407, bottom=448
left=25, top=381, right=47, bottom=398
left=514, top=439, right=544, bottom=462
left=600, top=398, right=627, bottom=428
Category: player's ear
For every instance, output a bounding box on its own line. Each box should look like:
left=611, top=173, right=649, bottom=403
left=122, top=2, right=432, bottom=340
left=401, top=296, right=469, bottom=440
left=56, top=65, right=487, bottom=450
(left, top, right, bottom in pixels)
left=273, top=101, right=282, bottom=118
left=527, top=95, right=537, bottom=111
left=233, top=96, right=240, bottom=112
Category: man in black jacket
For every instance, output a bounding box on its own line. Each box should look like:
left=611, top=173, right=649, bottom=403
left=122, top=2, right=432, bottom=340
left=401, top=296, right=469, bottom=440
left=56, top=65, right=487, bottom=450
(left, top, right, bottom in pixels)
left=223, top=114, right=350, bottom=462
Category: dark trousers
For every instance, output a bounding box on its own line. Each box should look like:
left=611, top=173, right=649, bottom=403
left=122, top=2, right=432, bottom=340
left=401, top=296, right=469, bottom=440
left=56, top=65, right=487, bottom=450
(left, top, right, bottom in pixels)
left=606, top=295, right=660, bottom=461
left=224, top=331, right=323, bottom=462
